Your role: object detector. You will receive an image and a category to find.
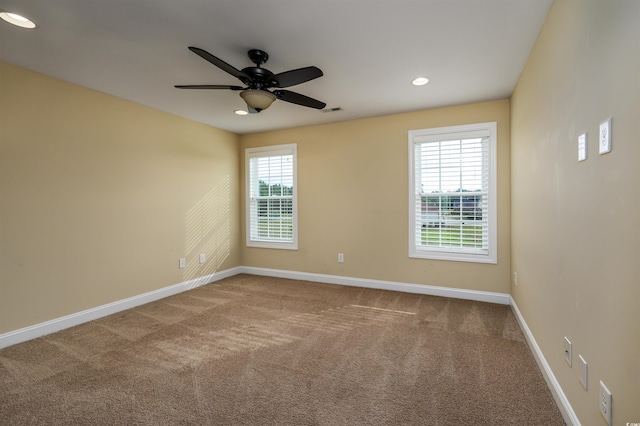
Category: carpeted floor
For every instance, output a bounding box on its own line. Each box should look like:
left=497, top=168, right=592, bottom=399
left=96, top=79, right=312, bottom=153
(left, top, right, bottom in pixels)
left=0, top=274, right=564, bottom=425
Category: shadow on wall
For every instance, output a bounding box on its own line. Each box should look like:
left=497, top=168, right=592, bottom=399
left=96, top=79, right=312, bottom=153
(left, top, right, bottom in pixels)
left=183, top=175, right=231, bottom=284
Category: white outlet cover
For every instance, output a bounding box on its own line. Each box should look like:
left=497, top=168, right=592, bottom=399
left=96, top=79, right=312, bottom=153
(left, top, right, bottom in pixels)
left=199, top=253, right=206, bottom=264
left=599, top=380, right=612, bottom=425
left=578, top=133, right=587, bottom=161
left=578, top=355, right=588, bottom=390
left=599, top=118, right=612, bottom=154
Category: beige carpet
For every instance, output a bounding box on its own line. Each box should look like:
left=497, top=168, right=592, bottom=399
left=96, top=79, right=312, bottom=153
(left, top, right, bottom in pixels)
left=0, top=274, right=564, bottom=425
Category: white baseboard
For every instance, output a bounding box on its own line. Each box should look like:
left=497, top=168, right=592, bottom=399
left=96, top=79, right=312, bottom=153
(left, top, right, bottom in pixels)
left=0, top=266, right=509, bottom=350
left=239, top=266, right=511, bottom=305
left=510, top=297, right=580, bottom=426
left=0, top=267, right=242, bottom=350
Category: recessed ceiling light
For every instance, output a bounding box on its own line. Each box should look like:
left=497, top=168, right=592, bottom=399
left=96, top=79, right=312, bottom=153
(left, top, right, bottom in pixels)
left=234, top=109, right=249, bottom=116
left=412, top=77, right=429, bottom=86
left=0, top=11, right=36, bottom=29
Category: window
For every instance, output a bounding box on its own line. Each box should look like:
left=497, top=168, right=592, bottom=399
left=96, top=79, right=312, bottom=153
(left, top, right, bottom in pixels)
left=246, top=144, right=298, bottom=250
left=408, top=122, right=497, bottom=263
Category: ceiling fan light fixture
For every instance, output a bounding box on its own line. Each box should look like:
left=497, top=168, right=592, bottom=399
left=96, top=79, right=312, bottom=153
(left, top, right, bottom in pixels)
left=234, top=109, right=249, bottom=116
left=0, top=11, right=36, bottom=28
left=239, top=89, right=276, bottom=112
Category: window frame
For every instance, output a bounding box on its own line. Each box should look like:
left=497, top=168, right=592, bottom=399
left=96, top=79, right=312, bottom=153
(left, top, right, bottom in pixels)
left=408, top=122, right=497, bottom=264
left=245, top=144, right=298, bottom=250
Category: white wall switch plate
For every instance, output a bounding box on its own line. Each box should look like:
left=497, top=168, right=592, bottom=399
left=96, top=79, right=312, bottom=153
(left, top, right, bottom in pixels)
left=599, top=118, right=612, bottom=154
left=599, top=380, right=612, bottom=425
left=564, top=336, right=572, bottom=366
left=199, top=253, right=206, bottom=264
left=338, top=253, right=344, bottom=263
left=578, top=354, right=588, bottom=390
left=179, top=258, right=186, bottom=269
left=578, top=133, right=587, bottom=161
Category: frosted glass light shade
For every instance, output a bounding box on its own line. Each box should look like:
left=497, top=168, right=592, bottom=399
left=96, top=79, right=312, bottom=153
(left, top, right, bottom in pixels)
left=239, top=90, right=276, bottom=112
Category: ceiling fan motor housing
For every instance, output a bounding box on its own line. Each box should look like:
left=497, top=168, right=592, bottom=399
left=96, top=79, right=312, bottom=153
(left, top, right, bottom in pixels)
left=241, top=66, right=278, bottom=89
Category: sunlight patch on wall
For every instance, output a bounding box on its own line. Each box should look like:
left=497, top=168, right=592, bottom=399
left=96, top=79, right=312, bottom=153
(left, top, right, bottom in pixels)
left=183, top=175, right=231, bottom=280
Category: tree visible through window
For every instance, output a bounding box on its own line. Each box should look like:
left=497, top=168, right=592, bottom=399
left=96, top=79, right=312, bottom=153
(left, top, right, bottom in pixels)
left=409, top=123, right=497, bottom=263
left=246, top=144, right=297, bottom=250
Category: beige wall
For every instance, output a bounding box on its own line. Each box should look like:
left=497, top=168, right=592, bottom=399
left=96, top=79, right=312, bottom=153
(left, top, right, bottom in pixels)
left=511, top=1, right=640, bottom=424
left=7, top=2, right=638, bottom=421
left=0, top=63, right=241, bottom=334
left=240, top=100, right=511, bottom=294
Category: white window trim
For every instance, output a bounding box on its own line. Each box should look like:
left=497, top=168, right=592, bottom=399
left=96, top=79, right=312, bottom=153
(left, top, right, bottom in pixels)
left=408, top=122, right=497, bottom=264
left=245, top=144, right=298, bottom=250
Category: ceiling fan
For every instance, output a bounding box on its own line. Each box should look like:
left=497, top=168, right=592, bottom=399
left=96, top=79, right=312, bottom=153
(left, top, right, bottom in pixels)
left=175, top=46, right=326, bottom=113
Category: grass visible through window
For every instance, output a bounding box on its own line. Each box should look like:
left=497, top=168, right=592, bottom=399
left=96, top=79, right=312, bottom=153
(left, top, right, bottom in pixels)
left=421, top=224, right=484, bottom=248
left=257, top=216, right=293, bottom=240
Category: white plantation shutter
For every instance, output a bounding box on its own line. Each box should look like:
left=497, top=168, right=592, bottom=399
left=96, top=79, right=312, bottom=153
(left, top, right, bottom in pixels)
left=408, top=123, right=497, bottom=263
left=246, top=144, right=298, bottom=250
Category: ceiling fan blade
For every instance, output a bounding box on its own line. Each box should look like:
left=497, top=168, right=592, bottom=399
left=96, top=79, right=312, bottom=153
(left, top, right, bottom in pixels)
left=175, top=84, right=244, bottom=90
left=274, top=90, right=326, bottom=109
left=272, top=66, right=323, bottom=88
left=188, top=46, right=251, bottom=84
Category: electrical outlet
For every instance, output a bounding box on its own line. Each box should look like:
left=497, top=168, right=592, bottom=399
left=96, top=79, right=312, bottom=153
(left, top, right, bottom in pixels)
left=514, top=272, right=518, bottom=286
left=599, top=380, right=612, bottom=425
left=338, top=253, right=344, bottom=263
left=564, top=337, right=572, bottom=366
left=179, top=258, right=186, bottom=269
left=199, top=253, right=206, bottom=264
left=578, top=355, right=588, bottom=390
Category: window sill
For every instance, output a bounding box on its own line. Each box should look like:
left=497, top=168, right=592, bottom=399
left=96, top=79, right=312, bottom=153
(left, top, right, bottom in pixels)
left=409, top=249, right=496, bottom=264
left=247, top=240, right=298, bottom=250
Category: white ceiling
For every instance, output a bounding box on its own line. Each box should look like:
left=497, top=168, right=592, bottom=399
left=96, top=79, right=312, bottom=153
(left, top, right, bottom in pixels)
left=0, top=0, right=552, bottom=135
